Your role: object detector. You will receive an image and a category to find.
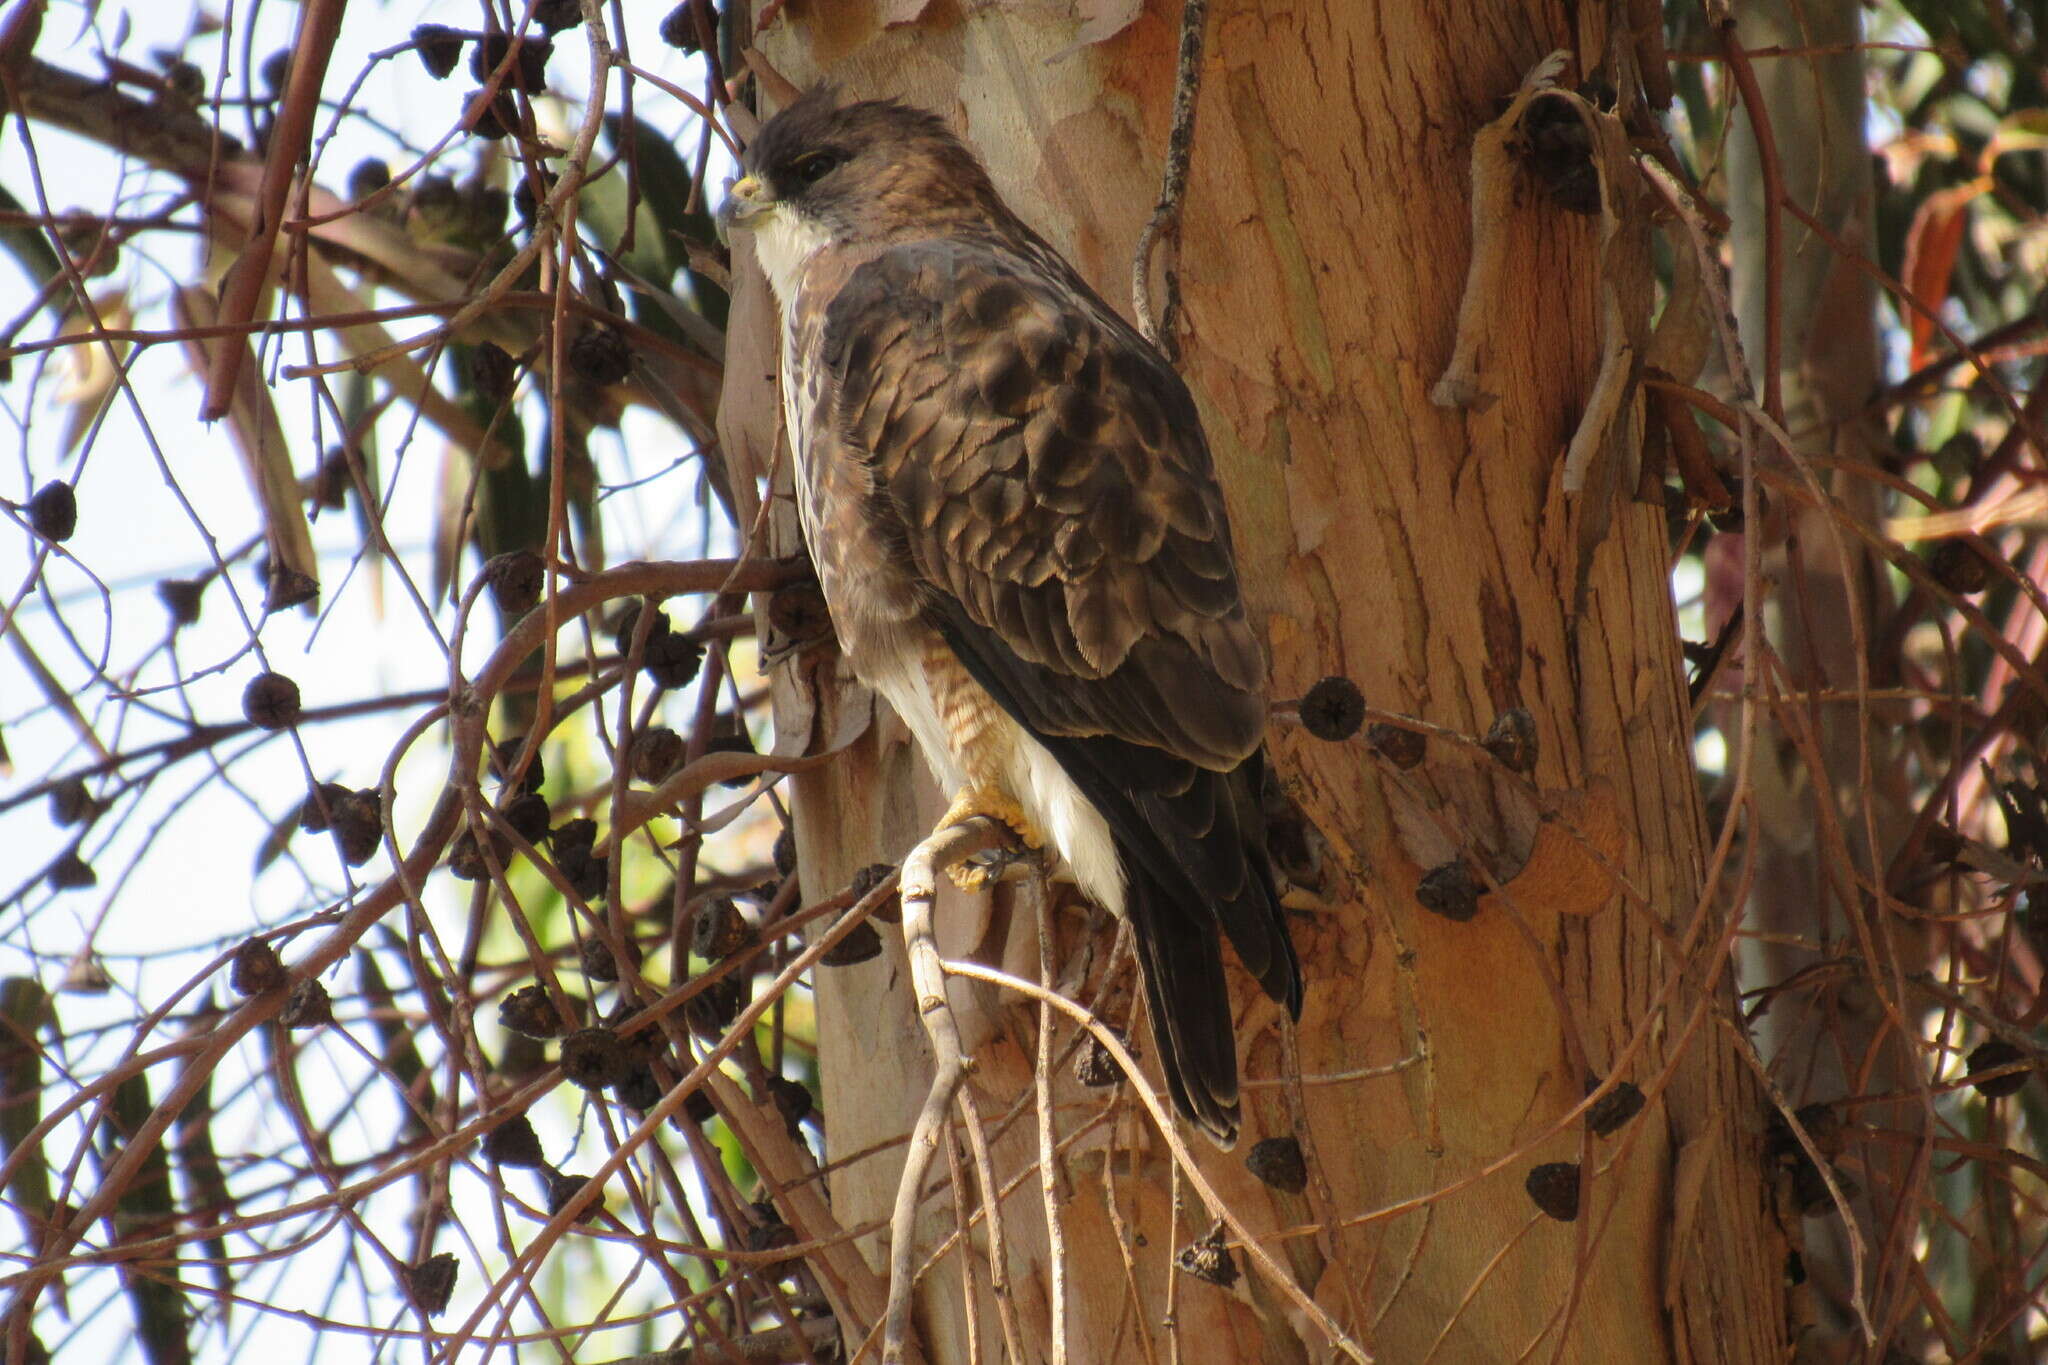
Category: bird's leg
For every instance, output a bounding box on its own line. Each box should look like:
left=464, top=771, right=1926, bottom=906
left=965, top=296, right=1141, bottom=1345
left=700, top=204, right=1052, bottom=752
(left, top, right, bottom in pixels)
left=933, top=785, right=1043, bottom=891
left=915, top=643, right=1044, bottom=890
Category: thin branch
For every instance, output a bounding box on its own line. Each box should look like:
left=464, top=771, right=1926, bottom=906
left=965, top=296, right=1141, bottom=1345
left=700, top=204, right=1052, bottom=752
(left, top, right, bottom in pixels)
left=1033, top=874, right=1068, bottom=1365
left=590, top=1315, right=842, bottom=1365
left=1714, top=12, right=1785, bottom=427
left=882, top=816, right=1019, bottom=1365
left=1130, top=0, right=1208, bottom=356
left=200, top=0, right=347, bottom=420
left=6, top=55, right=243, bottom=173
left=941, top=960, right=1374, bottom=1364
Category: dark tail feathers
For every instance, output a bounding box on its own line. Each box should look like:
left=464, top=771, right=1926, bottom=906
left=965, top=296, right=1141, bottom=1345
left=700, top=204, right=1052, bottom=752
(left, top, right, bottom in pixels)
left=1125, top=846, right=1300, bottom=1149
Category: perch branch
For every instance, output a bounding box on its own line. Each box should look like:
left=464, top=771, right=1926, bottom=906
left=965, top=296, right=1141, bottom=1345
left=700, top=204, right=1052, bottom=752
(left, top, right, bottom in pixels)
left=882, top=816, right=1021, bottom=1365
left=1033, top=873, right=1069, bottom=1365
left=5, top=55, right=242, bottom=173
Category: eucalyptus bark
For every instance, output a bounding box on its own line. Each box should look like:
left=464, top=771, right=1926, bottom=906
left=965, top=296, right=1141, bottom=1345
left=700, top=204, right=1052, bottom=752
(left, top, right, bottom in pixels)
left=721, top=2, right=1789, bottom=1360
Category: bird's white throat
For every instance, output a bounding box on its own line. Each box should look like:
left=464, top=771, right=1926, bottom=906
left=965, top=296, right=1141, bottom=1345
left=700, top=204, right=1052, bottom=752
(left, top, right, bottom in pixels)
left=748, top=208, right=835, bottom=308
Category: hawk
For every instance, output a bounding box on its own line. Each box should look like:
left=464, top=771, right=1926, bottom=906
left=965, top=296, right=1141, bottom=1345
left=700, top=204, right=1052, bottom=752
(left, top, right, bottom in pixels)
left=722, top=89, right=1301, bottom=1146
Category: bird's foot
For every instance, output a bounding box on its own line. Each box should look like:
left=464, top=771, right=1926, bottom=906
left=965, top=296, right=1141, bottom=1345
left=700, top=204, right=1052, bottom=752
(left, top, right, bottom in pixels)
left=935, top=787, right=1043, bottom=891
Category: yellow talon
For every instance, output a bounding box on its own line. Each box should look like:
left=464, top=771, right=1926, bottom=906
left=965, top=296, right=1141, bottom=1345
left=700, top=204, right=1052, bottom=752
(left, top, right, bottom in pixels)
left=935, top=786, right=1043, bottom=890
left=949, top=862, right=1000, bottom=892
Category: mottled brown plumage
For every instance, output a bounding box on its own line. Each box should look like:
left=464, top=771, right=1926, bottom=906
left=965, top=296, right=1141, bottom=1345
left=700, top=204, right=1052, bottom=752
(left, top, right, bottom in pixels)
left=723, top=89, right=1300, bottom=1145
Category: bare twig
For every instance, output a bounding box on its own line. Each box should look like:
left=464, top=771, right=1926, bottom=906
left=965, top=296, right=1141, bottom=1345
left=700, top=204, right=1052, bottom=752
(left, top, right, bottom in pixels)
left=589, top=1314, right=842, bottom=1364
left=1032, top=874, right=1069, bottom=1365
left=1131, top=0, right=1209, bottom=355
left=285, top=0, right=617, bottom=380
left=1713, top=11, right=1785, bottom=428
left=953, top=1080, right=1029, bottom=1364
left=941, top=961, right=1374, bottom=1364
left=0, top=557, right=783, bottom=1328
left=881, top=816, right=1018, bottom=1365
left=200, top=0, right=346, bottom=420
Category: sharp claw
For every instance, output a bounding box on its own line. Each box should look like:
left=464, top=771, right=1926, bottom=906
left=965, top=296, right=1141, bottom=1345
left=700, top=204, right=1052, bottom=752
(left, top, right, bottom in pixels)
left=928, top=789, right=1044, bottom=891
left=945, top=843, right=1032, bottom=891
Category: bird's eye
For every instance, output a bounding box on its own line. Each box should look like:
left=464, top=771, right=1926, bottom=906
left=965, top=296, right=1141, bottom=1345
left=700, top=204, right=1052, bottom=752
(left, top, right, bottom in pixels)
left=790, top=151, right=843, bottom=185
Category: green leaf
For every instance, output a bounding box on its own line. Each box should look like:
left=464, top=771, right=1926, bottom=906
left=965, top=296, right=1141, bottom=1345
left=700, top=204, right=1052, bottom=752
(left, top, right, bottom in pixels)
left=585, top=115, right=730, bottom=341
left=252, top=799, right=300, bottom=875
left=0, top=185, right=61, bottom=289
left=358, top=947, right=431, bottom=1138
left=341, top=369, right=386, bottom=580
left=1893, top=0, right=2001, bottom=50
left=172, top=1008, right=234, bottom=1311
left=107, top=1069, right=192, bottom=1365
left=0, top=978, right=55, bottom=1228
left=431, top=343, right=532, bottom=607
left=1985, top=107, right=2048, bottom=161
left=588, top=114, right=687, bottom=282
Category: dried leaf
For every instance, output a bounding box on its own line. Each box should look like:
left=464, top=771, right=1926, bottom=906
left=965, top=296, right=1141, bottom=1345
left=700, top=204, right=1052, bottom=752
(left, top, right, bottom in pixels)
left=1899, top=180, right=1983, bottom=371
left=173, top=285, right=318, bottom=612
left=1644, top=209, right=1711, bottom=386
left=53, top=291, right=132, bottom=460
left=1654, top=387, right=1730, bottom=512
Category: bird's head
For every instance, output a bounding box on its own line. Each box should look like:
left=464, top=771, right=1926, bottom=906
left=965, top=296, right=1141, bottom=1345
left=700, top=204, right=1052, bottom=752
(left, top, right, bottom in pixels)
left=719, top=88, right=1002, bottom=299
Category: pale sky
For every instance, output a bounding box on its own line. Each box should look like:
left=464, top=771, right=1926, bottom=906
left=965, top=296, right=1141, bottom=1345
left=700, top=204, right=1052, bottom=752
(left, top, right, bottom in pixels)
left=1, top=3, right=753, bottom=1360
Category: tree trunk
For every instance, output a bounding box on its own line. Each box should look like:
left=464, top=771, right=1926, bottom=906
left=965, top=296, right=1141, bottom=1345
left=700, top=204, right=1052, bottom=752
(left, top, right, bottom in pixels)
left=1725, top=0, right=1918, bottom=1351
left=721, top=2, right=1791, bottom=1359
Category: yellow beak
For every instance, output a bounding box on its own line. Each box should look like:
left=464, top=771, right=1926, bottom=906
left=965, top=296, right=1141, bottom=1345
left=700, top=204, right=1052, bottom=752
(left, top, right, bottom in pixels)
left=716, top=174, right=776, bottom=242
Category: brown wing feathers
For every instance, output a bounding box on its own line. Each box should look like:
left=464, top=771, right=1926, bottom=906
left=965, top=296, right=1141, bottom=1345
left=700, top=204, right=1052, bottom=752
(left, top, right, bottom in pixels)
left=826, top=243, right=1268, bottom=761
left=822, top=237, right=1302, bottom=1143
